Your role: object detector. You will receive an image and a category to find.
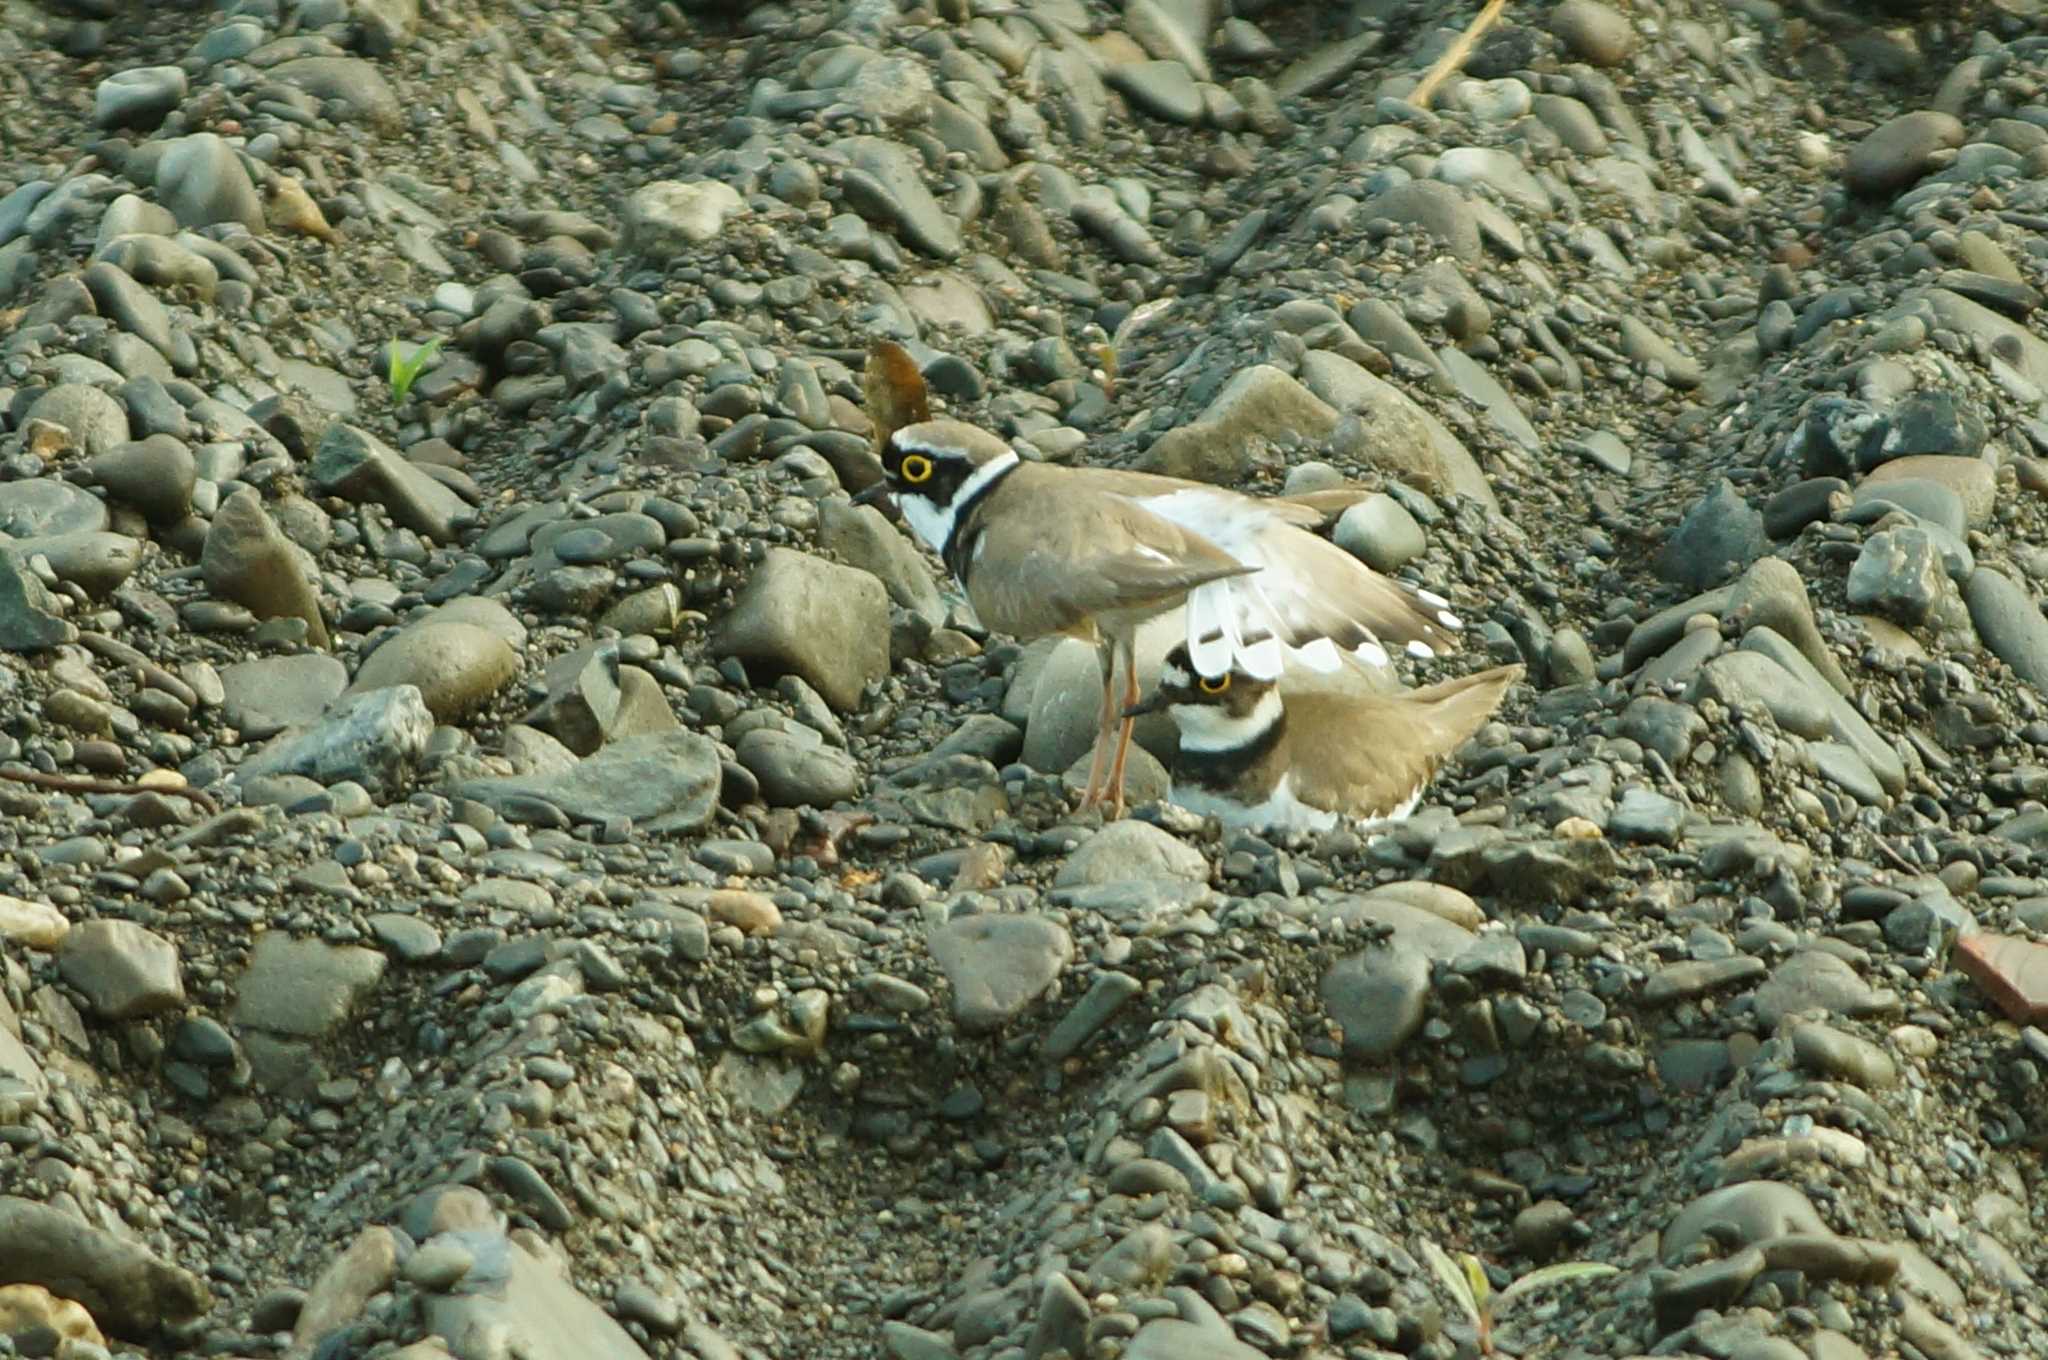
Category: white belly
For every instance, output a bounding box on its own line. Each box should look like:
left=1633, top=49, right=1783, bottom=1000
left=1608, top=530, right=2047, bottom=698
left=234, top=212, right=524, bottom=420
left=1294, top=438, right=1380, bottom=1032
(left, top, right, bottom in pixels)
left=1169, top=776, right=1423, bottom=836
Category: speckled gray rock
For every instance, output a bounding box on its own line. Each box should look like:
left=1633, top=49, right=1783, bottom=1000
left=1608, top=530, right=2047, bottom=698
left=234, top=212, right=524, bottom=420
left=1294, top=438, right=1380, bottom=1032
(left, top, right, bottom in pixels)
left=1660, top=479, right=1765, bottom=592
left=56, top=920, right=185, bottom=1020
left=1847, top=524, right=1947, bottom=625
left=238, top=684, right=434, bottom=796
left=0, top=546, right=76, bottom=651
left=220, top=654, right=349, bottom=732
left=621, top=180, right=746, bottom=261
left=712, top=548, right=890, bottom=712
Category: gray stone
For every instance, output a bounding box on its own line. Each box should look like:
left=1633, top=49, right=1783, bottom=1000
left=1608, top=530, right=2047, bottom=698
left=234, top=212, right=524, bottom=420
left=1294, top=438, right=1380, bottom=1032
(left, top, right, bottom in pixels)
left=1966, top=567, right=2048, bottom=694
left=23, top=384, right=131, bottom=459
left=445, top=730, right=722, bottom=835
left=1053, top=820, right=1208, bottom=888
left=310, top=424, right=468, bottom=543
left=1549, top=0, right=1635, bottom=66
left=202, top=488, right=329, bottom=647
left=1741, top=628, right=1905, bottom=795
left=0, top=1197, right=211, bottom=1340
left=712, top=548, right=890, bottom=712
left=735, top=727, right=862, bottom=806
left=1124, top=1319, right=1263, bottom=1360
left=20, top=531, right=143, bottom=597
left=1846, top=111, right=1965, bottom=197
left=1688, top=651, right=1831, bottom=740
left=238, top=685, right=435, bottom=796
left=91, top=435, right=196, bottom=525
left=1846, top=524, right=1947, bottom=625
left=155, top=132, right=265, bottom=231
left=93, top=65, right=187, bottom=130
left=1144, top=363, right=1338, bottom=484
left=0, top=547, right=76, bottom=651
left=621, top=180, right=746, bottom=261
left=1610, top=787, right=1687, bottom=845
left=928, top=913, right=1074, bottom=1032
left=1107, top=60, right=1205, bottom=125
left=57, top=920, right=185, bottom=1019
left=1334, top=493, right=1426, bottom=572
left=1300, top=351, right=1499, bottom=508
left=267, top=57, right=402, bottom=131
left=1317, top=897, right=1474, bottom=1059
left=344, top=621, right=517, bottom=722
left=815, top=501, right=946, bottom=625
left=220, top=654, right=349, bottom=733
left=420, top=1228, right=650, bottom=1360
left=1662, top=1181, right=1830, bottom=1261
left=232, top=934, right=388, bottom=1038
left=1363, top=179, right=1481, bottom=262
left=83, top=261, right=178, bottom=365
left=1790, top=1021, right=1899, bottom=1089
left=1662, top=480, right=1765, bottom=592
left=839, top=137, right=963, bottom=259
left=1753, top=950, right=1901, bottom=1029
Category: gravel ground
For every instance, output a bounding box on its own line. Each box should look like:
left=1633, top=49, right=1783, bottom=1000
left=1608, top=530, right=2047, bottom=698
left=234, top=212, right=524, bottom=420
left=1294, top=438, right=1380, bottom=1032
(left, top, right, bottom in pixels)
left=2, top=1, right=2047, bottom=1358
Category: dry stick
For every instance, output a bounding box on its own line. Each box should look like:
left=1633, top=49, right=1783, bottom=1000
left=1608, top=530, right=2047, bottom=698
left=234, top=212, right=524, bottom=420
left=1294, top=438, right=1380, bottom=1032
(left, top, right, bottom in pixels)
left=1409, top=0, right=1512, bottom=110
left=0, top=766, right=220, bottom=815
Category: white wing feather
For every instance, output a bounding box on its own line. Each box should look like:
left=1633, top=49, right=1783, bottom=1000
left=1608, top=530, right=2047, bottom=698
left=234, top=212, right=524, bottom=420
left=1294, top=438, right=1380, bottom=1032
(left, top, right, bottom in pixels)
left=1136, top=486, right=1446, bottom=678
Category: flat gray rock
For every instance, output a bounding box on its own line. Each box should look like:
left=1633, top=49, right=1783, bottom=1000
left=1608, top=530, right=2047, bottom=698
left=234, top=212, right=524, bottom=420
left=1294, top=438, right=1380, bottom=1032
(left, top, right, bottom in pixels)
left=232, top=934, right=388, bottom=1038
left=446, top=729, right=721, bottom=834
left=220, top=653, right=349, bottom=732
left=928, top=912, right=1074, bottom=1032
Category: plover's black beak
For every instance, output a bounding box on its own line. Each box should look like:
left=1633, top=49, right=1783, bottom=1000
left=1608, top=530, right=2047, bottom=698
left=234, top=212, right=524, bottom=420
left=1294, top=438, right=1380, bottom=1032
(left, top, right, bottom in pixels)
left=850, top=481, right=895, bottom=509
left=1123, top=691, right=1168, bottom=719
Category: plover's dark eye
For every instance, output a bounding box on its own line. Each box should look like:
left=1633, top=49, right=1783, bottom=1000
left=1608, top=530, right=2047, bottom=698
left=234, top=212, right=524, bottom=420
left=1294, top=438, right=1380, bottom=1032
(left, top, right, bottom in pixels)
left=1199, top=673, right=1230, bottom=695
left=900, top=453, right=934, bottom=483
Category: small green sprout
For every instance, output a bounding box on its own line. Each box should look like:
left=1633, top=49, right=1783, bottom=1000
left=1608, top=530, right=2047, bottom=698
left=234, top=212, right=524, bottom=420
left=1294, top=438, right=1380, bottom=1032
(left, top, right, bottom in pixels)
left=1421, top=1240, right=1620, bottom=1355
left=386, top=338, right=443, bottom=404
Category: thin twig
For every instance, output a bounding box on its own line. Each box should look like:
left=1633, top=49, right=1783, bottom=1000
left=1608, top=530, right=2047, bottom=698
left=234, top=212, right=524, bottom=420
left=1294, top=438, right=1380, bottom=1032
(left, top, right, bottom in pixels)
left=0, top=766, right=220, bottom=815
left=1410, top=0, right=1511, bottom=109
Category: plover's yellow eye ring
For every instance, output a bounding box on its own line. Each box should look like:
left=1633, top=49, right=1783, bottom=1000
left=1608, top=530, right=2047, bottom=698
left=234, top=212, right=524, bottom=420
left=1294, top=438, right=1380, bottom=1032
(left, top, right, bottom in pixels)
left=1199, top=673, right=1230, bottom=694
left=900, top=453, right=934, bottom=484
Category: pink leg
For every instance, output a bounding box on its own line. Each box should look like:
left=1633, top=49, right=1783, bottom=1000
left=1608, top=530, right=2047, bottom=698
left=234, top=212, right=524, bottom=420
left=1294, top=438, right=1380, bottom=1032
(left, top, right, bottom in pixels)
left=1104, top=639, right=1140, bottom=819
left=1076, top=641, right=1118, bottom=809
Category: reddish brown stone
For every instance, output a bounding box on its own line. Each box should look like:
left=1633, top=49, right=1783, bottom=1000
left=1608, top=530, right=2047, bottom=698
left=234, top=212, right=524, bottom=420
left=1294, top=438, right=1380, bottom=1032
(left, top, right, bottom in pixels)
left=1955, top=933, right=2048, bottom=1025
